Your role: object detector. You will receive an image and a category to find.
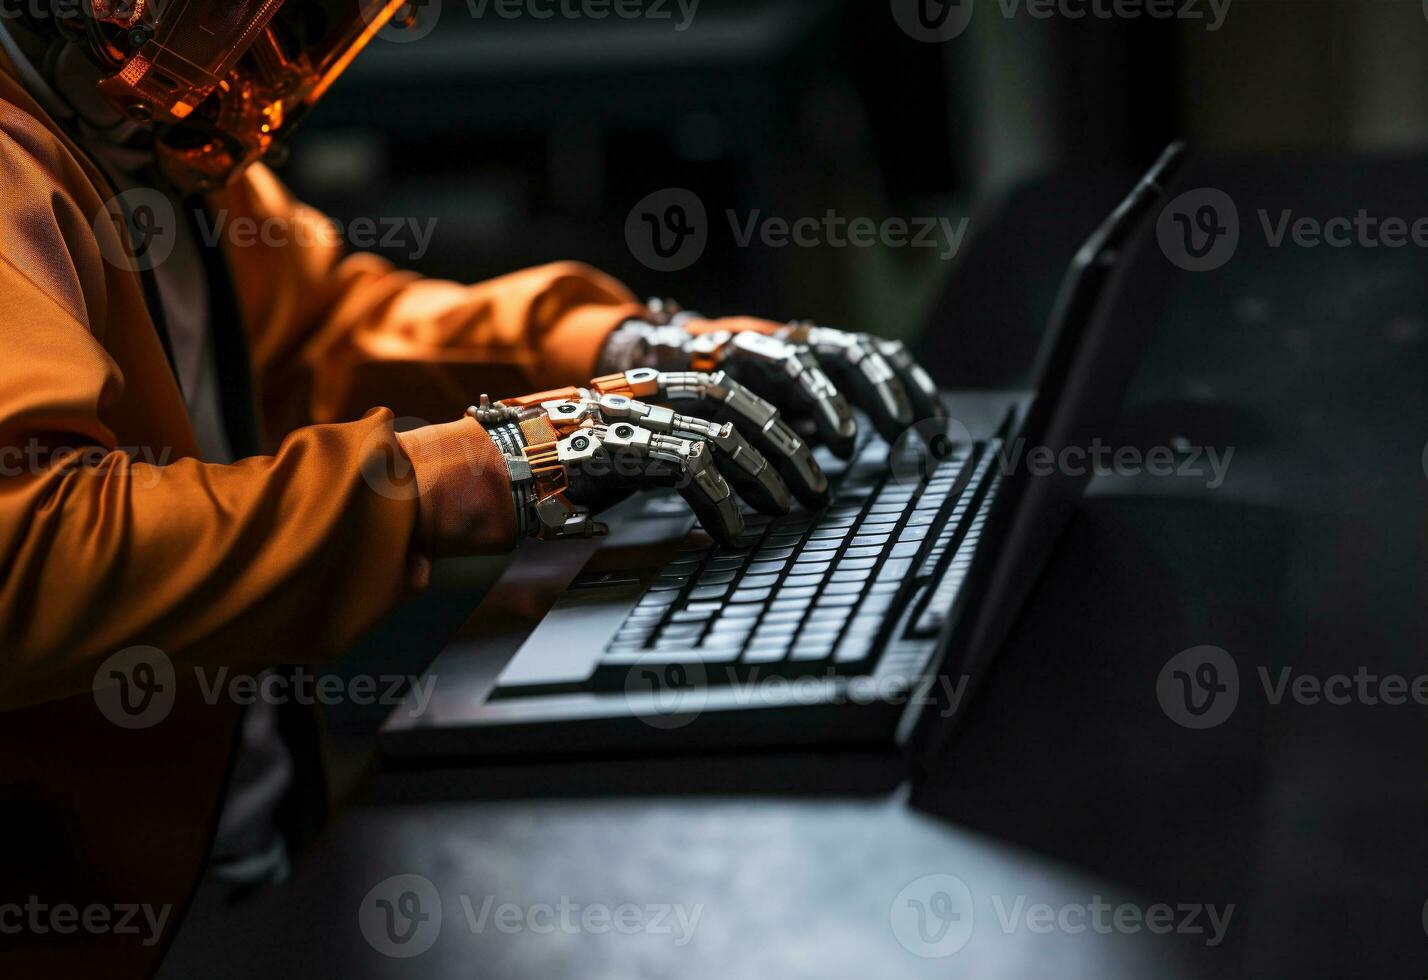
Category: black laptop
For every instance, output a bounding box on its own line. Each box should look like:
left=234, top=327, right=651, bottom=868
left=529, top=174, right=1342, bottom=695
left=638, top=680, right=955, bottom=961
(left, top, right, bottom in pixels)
left=380, top=144, right=1188, bottom=761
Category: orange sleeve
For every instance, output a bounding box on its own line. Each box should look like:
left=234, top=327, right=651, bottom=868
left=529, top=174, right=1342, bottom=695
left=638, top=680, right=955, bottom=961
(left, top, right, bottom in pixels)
left=0, top=106, right=515, bottom=712
left=212, top=164, right=649, bottom=445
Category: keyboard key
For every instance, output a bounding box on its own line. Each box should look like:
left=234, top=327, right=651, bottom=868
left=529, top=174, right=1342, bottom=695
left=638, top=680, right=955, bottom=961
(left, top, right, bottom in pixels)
left=718, top=605, right=763, bottom=620
left=789, top=641, right=836, bottom=662
left=829, top=568, right=873, bottom=584
left=740, top=573, right=781, bottom=589
left=794, top=550, right=837, bottom=564
left=669, top=610, right=713, bottom=623
left=834, top=637, right=876, bottom=663
left=604, top=646, right=740, bottom=665
left=754, top=546, right=795, bottom=562
left=843, top=546, right=883, bottom=560
left=696, top=570, right=738, bottom=586
left=877, top=558, right=913, bottom=580
left=836, top=557, right=877, bottom=571
left=730, top=587, right=772, bottom=604
left=816, top=594, right=861, bottom=608
left=783, top=573, right=824, bottom=588
left=688, top=584, right=730, bottom=601
left=776, top=586, right=818, bottom=601
left=746, top=560, right=787, bottom=576
left=637, top=591, right=679, bottom=608
left=889, top=542, right=923, bottom=559
left=742, top=644, right=787, bottom=664
left=767, top=597, right=812, bottom=614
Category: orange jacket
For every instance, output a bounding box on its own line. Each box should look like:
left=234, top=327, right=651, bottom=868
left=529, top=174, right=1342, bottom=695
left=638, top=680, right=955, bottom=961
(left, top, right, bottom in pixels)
left=0, top=64, right=647, bottom=712
left=0, top=51, right=644, bottom=974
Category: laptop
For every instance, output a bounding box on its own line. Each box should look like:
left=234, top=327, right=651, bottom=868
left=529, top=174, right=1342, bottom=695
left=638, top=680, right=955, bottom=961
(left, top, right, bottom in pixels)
left=379, top=144, right=1188, bottom=762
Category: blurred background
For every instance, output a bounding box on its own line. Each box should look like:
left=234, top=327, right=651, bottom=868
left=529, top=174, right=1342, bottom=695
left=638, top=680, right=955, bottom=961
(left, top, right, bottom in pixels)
left=289, top=0, right=1428, bottom=770
left=281, top=0, right=1428, bottom=369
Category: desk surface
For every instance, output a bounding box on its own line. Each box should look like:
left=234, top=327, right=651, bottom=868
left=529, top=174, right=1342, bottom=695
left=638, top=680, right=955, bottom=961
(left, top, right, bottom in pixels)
left=160, top=153, right=1426, bottom=979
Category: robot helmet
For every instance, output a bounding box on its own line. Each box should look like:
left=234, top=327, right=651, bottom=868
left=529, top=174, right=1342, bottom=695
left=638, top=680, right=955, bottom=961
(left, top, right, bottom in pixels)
left=35, top=0, right=408, bottom=189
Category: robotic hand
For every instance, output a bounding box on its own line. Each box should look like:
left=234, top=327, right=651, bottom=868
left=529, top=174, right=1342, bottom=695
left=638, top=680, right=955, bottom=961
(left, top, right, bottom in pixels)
left=598, top=299, right=947, bottom=459
left=472, top=368, right=830, bottom=547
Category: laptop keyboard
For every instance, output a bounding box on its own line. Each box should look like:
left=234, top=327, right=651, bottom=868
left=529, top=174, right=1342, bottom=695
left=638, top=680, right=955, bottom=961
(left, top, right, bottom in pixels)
left=586, top=430, right=1003, bottom=686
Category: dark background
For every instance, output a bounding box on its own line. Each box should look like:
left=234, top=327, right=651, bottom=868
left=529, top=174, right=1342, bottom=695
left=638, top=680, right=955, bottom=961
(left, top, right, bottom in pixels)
left=282, top=0, right=1428, bottom=362
left=221, top=3, right=1428, bottom=978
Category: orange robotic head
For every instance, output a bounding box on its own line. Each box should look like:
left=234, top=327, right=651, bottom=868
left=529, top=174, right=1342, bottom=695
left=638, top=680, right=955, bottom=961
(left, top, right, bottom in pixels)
left=63, top=0, right=408, bottom=190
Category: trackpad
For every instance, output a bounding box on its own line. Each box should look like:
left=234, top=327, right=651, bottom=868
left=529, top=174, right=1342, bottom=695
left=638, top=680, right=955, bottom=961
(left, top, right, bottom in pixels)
left=494, top=581, right=644, bottom=690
